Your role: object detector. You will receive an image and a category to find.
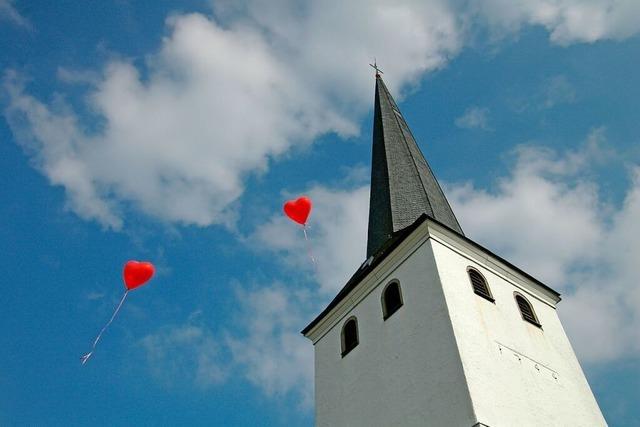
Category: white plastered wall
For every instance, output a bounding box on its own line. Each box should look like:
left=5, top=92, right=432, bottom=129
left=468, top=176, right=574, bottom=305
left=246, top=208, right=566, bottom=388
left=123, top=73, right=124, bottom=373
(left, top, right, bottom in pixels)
left=312, top=237, right=476, bottom=427
left=308, top=220, right=606, bottom=426
left=428, top=223, right=607, bottom=427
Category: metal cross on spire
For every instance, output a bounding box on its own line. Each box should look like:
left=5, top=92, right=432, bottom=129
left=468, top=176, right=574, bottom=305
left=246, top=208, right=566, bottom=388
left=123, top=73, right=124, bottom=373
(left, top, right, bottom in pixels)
left=369, top=59, right=383, bottom=77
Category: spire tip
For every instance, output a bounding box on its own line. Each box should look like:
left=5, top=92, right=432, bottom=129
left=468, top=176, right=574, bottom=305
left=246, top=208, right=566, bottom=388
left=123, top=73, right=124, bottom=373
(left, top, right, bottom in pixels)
left=369, top=60, right=383, bottom=78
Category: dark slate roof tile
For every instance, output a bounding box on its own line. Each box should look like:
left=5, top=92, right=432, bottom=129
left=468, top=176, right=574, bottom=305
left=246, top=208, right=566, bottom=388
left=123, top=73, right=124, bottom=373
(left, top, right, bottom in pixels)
left=367, top=76, right=463, bottom=257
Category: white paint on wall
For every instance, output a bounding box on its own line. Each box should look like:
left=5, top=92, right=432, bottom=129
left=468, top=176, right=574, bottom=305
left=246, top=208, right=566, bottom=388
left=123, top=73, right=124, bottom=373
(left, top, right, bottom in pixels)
left=306, top=219, right=606, bottom=427
left=313, top=238, right=475, bottom=427
left=430, top=223, right=607, bottom=427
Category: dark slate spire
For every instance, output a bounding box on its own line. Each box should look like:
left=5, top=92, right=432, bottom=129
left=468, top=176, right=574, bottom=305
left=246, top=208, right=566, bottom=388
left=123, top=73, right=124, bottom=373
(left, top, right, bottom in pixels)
left=367, top=75, right=463, bottom=257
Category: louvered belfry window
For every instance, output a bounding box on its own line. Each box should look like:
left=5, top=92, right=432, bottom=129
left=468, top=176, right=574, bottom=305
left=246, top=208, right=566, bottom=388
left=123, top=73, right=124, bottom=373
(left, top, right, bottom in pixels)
left=468, top=268, right=493, bottom=302
left=341, top=317, right=359, bottom=357
left=382, top=281, right=403, bottom=320
left=515, top=294, right=541, bottom=327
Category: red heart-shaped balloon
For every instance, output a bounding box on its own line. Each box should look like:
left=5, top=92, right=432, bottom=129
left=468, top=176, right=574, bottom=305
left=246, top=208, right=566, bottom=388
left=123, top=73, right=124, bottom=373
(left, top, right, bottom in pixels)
left=283, top=196, right=312, bottom=225
left=123, top=260, right=155, bottom=290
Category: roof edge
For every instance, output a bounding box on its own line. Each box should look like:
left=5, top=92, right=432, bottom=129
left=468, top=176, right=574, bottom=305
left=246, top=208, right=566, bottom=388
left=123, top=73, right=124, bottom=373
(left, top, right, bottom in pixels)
left=301, top=216, right=560, bottom=337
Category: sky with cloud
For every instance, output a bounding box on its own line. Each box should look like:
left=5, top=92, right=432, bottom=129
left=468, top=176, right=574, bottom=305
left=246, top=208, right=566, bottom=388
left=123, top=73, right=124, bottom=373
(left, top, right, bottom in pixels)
left=1, top=0, right=639, bottom=425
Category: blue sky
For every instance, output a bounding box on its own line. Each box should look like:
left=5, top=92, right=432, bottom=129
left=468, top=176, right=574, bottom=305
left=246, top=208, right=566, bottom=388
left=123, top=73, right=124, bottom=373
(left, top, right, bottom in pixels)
left=1, top=1, right=639, bottom=425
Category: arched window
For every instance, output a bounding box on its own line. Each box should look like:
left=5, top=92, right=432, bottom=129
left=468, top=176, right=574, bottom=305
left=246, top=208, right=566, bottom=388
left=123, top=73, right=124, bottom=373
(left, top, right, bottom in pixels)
left=468, top=267, right=494, bottom=302
left=382, top=280, right=403, bottom=320
left=341, top=317, right=359, bottom=357
left=515, top=293, right=541, bottom=327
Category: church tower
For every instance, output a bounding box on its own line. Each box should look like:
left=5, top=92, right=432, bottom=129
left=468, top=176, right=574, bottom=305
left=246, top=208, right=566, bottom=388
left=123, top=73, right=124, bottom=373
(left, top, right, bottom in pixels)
left=302, top=74, right=607, bottom=427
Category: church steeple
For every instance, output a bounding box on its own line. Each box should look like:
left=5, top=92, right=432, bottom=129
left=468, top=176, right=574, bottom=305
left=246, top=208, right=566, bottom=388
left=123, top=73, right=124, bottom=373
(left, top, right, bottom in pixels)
left=303, top=73, right=605, bottom=427
left=367, top=75, right=463, bottom=257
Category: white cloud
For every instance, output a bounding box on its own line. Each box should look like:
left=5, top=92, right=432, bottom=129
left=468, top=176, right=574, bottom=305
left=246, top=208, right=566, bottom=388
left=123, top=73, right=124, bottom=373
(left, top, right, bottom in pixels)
left=139, top=284, right=318, bottom=406
left=5, top=1, right=640, bottom=229
left=140, top=322, right=227, bottom=389
left=561, top=166, right=640, bottom=362
left=253, top=184, right=370, bottom=294
left=448, top=129, right=640, bottom=363
left=112, top=178, right=368, bottom=405
left=455, top=106, right=491, bottom=130
left=226, top=285, right=315, bottom=408
left=509, top=74, right=578, bottom=113
left=0, top=0, right=30, bottom=29
left=4, top=3, right=462, bottom=229
left=469, top=0, right=640, bottom=45
left=542, top=75, right=576, bottom=108
left=229, top=181, right=370, bottom=405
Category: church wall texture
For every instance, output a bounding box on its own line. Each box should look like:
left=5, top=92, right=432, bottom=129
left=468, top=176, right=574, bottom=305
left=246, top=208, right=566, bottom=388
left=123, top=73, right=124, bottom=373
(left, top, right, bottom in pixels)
left=429, top=223, right=607, bottom=427
left=314, top=234, right=476, bottom=427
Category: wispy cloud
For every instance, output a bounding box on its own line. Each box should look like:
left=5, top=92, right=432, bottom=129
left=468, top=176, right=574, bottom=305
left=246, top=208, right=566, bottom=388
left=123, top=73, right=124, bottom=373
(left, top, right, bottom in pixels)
left=56, top=67, right=100, bottom=86
left=225, top=178, right=371, bottom=406
left=226, top=284, right=315, bottom=408
left=85, top=291, right=105, bottom=301
left=0, top=0, right=31, bottom=29
left=455, top=106, right=491, bottom=131
left=252, top=183, right=369, bottom=295
left=542, top=75, right=576, bottom=108
left=139, top=321, right=227, bottom=389
left=510, top=74, right=577, bottom=112
left=137, top=283, right=316, bottom=406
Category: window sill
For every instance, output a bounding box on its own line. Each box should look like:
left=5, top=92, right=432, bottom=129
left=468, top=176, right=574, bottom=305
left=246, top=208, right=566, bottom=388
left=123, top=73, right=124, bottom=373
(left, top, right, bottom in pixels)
left=474, top=292, right=495, bottom=304
left=383, top=305, right=403, bottom=321
left=341, top=346, right=357, bottom=358
left=524, top=319, right=543, bottom=329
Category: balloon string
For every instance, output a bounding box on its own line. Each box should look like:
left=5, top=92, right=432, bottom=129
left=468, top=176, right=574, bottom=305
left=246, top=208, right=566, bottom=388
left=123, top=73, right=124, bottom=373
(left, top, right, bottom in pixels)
left=302, top=225, right=319, bottom=273
left=81, top=290, right=129, bottom=365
